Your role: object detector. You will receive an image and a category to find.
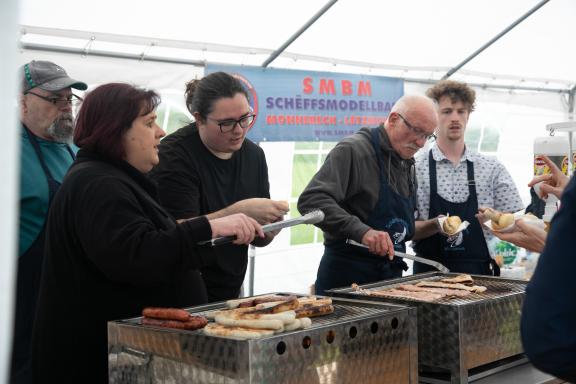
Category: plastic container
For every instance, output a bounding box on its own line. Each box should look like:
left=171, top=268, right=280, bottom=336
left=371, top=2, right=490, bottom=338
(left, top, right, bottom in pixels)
left=489, top=237, right=519, bottom=267
left=500, top=265, right=527, bottom=279
left=533, top=136, right=576, bottom=176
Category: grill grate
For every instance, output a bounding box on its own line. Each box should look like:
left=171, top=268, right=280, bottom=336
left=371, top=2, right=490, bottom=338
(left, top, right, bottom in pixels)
left=193, top=301, right=398, bottom=331
left=349, top=274, right=526, bottom=306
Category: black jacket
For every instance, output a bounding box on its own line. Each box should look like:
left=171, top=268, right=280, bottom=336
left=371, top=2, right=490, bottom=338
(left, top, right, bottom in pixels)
left=521, top=176, right=576, bottom=382
left=32, top=149, right=212, bottom=383
left=149, top=123, right=270, bottom=301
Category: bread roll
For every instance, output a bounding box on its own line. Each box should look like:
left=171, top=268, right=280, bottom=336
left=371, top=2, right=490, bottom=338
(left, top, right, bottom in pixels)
left=443, top=216, right=462, bottom=235
left=492, top=213, right=515, bottom=230
left=481, top=207, right=515, bottom=231
left=482, top=208, right=501, bottom=222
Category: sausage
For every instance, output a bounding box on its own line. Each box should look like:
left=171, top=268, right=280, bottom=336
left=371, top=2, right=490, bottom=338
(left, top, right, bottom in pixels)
left=235, top=295, right=297, bottom=308
left=253, top=295, right=297, bottom=305
left=237, top=300, right=256, bottom=308
left=142, top=316, right=208, bottom=330
left=142, top=307, right=191, bottom=322
left=246, top=298, right=299, bottom=314
left=295, top=304, right=334, bottom=318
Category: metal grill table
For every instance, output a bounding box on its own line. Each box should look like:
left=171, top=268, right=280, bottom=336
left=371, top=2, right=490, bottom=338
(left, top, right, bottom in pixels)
left=327, top=273, right=527, bottom=384
left=108, top=295, right=418, bottom=383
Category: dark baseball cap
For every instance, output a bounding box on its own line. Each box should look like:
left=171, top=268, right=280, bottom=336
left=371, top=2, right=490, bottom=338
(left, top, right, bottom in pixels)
left=21, top=60, right=88, bottom=93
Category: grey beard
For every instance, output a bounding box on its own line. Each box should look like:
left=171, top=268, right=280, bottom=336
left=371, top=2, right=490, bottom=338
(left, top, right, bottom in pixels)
left=47, top=113, right=74, bottom=143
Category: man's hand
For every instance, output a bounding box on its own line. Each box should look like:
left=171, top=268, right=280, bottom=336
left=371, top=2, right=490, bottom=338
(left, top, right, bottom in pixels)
left=492, top=219, right=547, bottom=253
left=476, top=207, right=490, bottom=227
left=530, top=155, right=569, bottom=200
left=413, top=215, right=444, bottom=240
left=361, top=229, right=394, bottom=260
left=231, top=198, right=289, bottom=224
left=209, top=213, right=264, bottom=245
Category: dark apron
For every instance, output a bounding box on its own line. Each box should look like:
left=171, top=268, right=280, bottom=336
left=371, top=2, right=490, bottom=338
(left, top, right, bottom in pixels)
left=315, top=128, right=414, bottom=295
left=413, top=150, right=499, bottom=276
left=11, top=128, right=74, bottom=384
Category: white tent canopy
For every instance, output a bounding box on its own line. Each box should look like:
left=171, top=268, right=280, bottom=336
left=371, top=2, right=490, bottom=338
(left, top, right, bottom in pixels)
left=18, top=0, right=576, bottom=95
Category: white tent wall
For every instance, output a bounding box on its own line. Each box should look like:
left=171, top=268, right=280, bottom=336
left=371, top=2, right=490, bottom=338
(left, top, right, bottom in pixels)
left=1, top=0, right=20, bottom=382
left=15, top=50, right=570, bottom=295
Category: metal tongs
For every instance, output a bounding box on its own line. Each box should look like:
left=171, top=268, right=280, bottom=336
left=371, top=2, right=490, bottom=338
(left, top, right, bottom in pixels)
left=346, top=239, right=450, bottom=273
left=199, top=210, right=325, bottom=246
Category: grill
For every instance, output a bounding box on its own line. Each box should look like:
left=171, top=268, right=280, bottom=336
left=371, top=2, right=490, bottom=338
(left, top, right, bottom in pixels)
left=327, top=273, right=527, bottom=384
left=108, top=295, right=418, bottom=383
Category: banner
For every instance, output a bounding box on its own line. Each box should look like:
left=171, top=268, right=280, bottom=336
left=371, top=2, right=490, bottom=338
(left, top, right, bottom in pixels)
left=206, top=64, right=404, bottom=142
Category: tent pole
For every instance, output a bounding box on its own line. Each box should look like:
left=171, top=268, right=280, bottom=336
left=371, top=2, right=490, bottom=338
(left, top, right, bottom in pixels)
left=403, top=77, right=569, bottom=94
left=21, top=42, right=206, bottom=67
left=21, top=43, right=570, bottom=95
left=261, top=0, right=338, bottom=68
left=569, top=85, right=576, bottom=117
left=442, top=0, right=550, bottom=80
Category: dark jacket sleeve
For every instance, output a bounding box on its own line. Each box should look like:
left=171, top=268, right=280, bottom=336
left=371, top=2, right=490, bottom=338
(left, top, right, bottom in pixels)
left=297, top=141, right=371, bottom=242
left=521, top=176, right=576, bottom=382
left=74, top=176, right=211, bottom=287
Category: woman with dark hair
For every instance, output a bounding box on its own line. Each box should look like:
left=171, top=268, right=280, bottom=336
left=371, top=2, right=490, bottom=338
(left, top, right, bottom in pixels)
left=31, top=83, right=263, bottom=383
left=150, top=72, right=288, bottom=302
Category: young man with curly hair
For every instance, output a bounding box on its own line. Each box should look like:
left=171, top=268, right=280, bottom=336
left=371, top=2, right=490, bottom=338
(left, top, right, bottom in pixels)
left=412, top=80, right=523, bottom=275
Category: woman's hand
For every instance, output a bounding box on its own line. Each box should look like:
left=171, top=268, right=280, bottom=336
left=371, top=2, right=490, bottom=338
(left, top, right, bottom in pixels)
left=209, top=213, right=264, bottom=245
left=530, top=155, right=569, bottom=200
left=492, top=219, right=547, bottom=253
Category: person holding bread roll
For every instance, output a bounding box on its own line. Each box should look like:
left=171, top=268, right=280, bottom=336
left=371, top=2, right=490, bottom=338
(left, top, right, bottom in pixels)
left=150, top=72, right=287, bottom=302
left=492, top=155, right=569, bottom=253
left=412, top=80, right=523, bottom=275
left=495, top=157, right=576, bottom=381
left=442, top=215, right=462, bottom=235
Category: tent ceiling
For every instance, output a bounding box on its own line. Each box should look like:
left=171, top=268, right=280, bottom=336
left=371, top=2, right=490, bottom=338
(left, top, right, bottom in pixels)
left=18, top=0, right=576, bottom=92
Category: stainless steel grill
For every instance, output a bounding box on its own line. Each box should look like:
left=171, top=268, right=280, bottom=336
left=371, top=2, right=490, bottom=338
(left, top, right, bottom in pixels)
left=327, top=273, right=527, bottom=384
left=108, top=295, right=419, bottom=384
left=352, top=273, right=525, bottom=305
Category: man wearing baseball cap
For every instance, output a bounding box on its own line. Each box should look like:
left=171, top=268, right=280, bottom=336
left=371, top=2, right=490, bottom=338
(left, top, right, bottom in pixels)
left=12, top=60, right=87, bottom=383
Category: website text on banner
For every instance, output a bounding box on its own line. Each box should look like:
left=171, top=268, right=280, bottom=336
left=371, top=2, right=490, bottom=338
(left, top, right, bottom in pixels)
left=206, top=64, right=404, bottom=142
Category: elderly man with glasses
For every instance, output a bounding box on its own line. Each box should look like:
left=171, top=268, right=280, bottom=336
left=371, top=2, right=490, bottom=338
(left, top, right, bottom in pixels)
left=12, top=60, right=87, bottom=383
left=412, top=80, right=523, bottom=276
left=298, top=95, right=438, bottom=295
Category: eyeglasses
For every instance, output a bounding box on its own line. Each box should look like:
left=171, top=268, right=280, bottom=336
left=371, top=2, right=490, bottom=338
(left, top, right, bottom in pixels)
left=206, top=113, right=256, bottom=133
left=396, top=113, right=436, bottom=141
left=26, top=91, right=83, bottom=108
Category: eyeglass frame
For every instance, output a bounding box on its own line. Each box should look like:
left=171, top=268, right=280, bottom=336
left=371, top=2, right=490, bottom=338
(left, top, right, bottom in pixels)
left=396, top=112, right=436, bottom=141
left=205, top=112, right=256, bottom=133
left=25, top=91, right=83, bottom=108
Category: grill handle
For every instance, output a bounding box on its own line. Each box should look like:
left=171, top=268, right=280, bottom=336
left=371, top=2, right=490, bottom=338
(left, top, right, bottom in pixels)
left=345, top=239, right=450, bottom=273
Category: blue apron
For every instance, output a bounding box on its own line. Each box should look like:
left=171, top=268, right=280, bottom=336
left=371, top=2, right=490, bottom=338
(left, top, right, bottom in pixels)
left=315, top=128, right=414, bottom=295
left=413, top=150, right=499, bottom=276
left=11, top=128, right=74, bottom=384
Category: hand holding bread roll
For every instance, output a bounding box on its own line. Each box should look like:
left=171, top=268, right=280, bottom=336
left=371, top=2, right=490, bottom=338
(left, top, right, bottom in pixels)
left=482, top=208, right=515, bottom=231
left=442, top=216, right=462, bottom=235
